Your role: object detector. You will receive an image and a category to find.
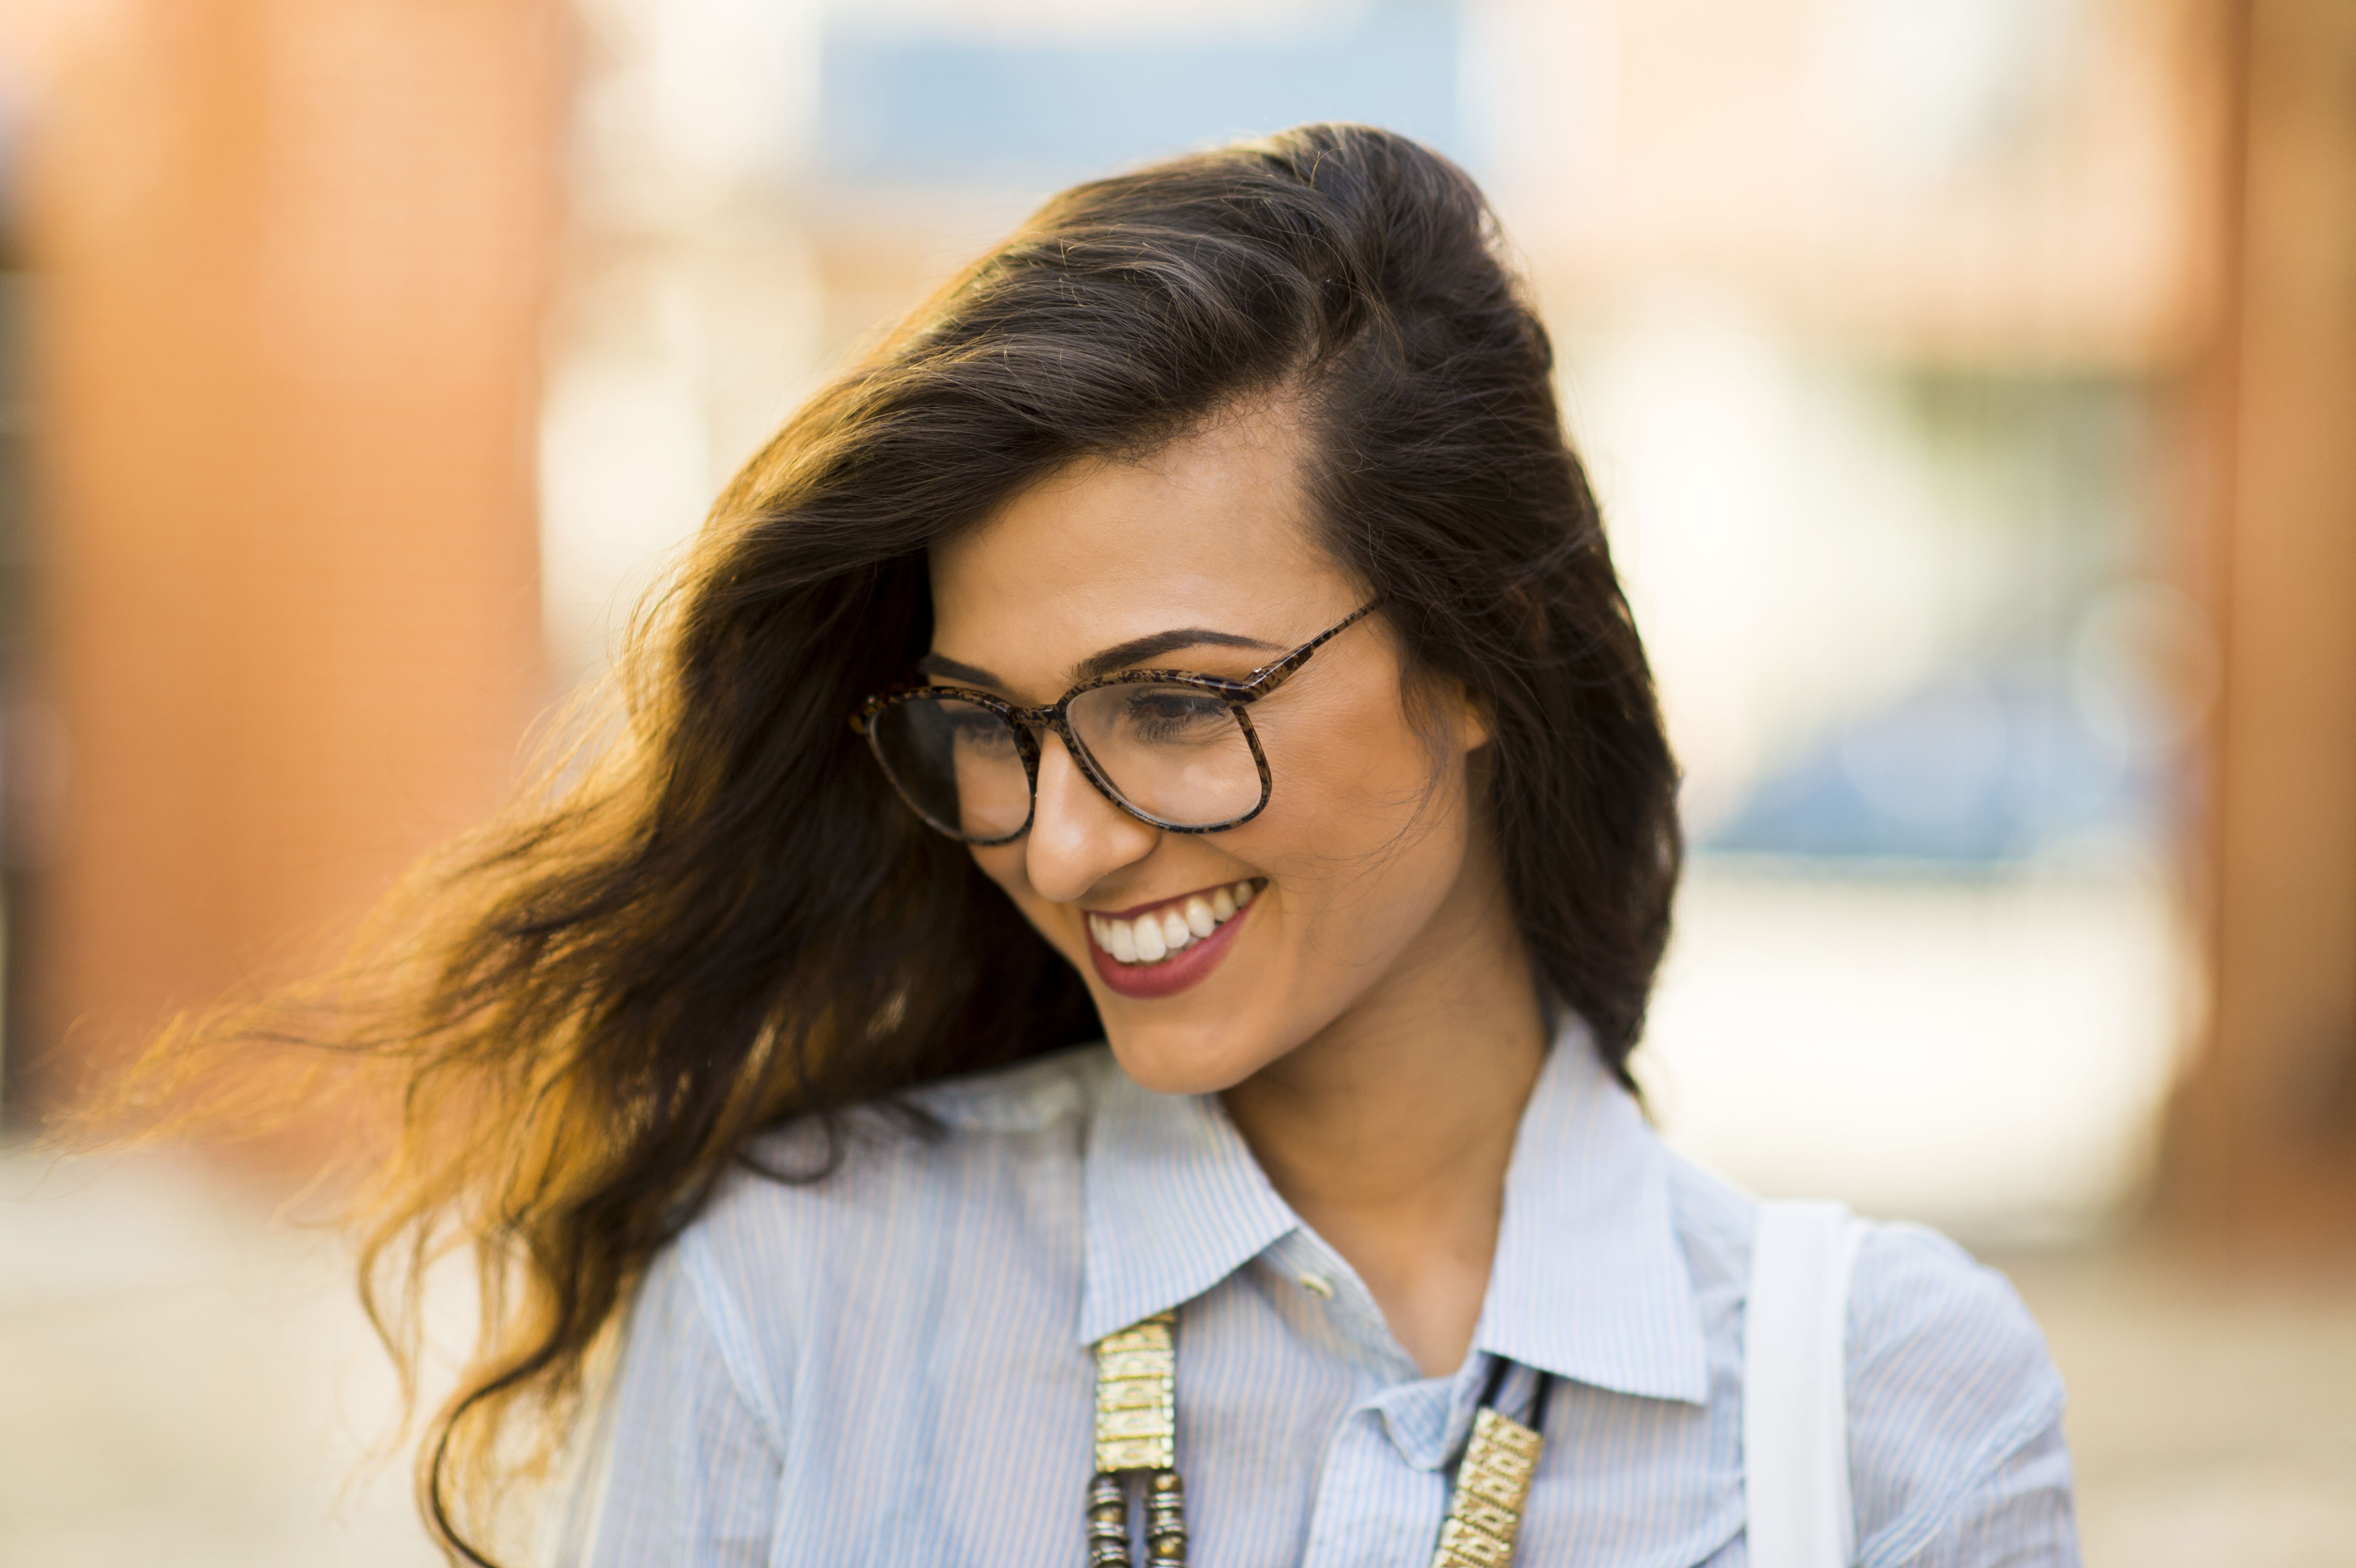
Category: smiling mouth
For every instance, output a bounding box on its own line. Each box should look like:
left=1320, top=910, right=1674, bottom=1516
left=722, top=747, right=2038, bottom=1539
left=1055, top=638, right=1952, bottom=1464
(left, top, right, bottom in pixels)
left=1086, top=879, right=1264, bottom=966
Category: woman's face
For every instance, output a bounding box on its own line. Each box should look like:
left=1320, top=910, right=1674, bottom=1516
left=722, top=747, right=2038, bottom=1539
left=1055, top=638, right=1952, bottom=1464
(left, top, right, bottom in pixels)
left=927, top=404, right=1496, bottom=1094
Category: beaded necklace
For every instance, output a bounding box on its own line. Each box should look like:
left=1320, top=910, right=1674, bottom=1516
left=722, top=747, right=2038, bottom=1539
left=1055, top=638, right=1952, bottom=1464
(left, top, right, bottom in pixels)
left=1087, top=1310, right=1555, bottom=1567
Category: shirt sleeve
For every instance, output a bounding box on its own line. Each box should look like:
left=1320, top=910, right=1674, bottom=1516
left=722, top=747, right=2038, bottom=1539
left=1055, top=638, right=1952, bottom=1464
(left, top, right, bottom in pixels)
left=558, top=1232, right=786, bottom=1568
left=1846, top=1222, right=2080, bottom=1568
left=1892, top=1416, right=2079, bottom=1568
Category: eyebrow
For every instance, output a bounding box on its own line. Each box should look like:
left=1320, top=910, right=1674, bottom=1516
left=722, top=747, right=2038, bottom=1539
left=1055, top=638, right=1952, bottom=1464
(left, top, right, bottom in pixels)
left=916, top=627, right=1286, bottom=693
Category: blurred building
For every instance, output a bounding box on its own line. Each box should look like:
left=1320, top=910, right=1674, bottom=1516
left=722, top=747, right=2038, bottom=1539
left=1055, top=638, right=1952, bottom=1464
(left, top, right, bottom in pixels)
left=0, top=1, right=2353, bottom=1564
left=0, top=0, right=561, bottom=1148
left=535, top=0, right=2314, bottom=1247
left=2164, top=0, right=2356, bottom=1255
left=0, top=0, right=2348, bottom=1227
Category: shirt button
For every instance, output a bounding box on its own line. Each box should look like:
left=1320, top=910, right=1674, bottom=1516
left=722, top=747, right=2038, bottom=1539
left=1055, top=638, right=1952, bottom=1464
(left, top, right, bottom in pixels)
left=1296, top=1270, right=1336, bottom=1299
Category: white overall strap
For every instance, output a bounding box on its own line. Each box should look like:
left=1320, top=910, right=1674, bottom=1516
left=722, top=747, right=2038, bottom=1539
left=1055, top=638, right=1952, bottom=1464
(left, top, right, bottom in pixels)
left=1744, top=1200, right=1865, bottom=1568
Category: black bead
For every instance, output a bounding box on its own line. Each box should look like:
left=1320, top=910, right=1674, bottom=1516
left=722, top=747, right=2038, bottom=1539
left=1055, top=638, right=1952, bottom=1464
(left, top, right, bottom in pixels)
left=1087, top=1473, right=1134, bottom=1568
left=1141, top=1468, right=1187, bottom=1567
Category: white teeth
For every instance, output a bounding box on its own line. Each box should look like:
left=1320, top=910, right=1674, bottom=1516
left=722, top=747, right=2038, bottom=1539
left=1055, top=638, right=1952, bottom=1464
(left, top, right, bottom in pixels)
left=1088, top=880, right=1265, bottom=967
left=1132, top=916, right=1168, bottom=963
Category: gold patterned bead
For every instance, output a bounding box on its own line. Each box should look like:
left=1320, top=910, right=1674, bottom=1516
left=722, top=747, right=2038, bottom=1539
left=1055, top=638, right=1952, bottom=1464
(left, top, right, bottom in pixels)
left=1093, top=1312, right=1178, bottom=1475
left=1424, top=1408, right=1544, bottom=1568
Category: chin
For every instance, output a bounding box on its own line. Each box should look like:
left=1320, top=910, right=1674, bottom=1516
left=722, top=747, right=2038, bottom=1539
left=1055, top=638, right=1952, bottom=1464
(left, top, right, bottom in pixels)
left=1100, top=1014, right=1281, bottom=1098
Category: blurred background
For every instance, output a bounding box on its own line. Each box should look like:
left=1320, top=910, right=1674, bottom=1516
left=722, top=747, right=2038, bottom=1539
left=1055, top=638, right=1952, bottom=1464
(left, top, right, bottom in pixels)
left=0, top=0, right=2351, bottom=1563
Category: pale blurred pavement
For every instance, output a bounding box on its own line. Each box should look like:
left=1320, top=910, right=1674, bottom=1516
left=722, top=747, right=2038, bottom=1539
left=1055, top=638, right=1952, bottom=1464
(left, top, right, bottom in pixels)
left=0, top=1147, right=434, bottom=1568
left=6, top=1142, right=2353, bottom=1568
left=2001, top=1246, right=2356, bottom=1568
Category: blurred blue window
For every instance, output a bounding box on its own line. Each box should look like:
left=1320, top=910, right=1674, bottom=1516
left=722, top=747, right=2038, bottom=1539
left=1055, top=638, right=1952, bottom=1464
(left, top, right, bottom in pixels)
left=819, top=1, right=1462, bottom=185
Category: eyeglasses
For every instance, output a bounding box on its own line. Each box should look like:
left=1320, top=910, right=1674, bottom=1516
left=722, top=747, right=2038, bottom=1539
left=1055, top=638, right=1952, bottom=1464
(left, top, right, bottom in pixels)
left=852, top=602, right=1383, bottom=844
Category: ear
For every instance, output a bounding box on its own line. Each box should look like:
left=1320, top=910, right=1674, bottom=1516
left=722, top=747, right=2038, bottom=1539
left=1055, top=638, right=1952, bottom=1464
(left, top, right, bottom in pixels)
left=1442, top=672, right=1496, bottom=755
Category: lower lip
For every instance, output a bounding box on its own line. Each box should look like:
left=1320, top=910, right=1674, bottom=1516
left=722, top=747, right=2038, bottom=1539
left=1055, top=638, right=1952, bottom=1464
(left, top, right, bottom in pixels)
left=1085, top=898, right=1256, bottom=1000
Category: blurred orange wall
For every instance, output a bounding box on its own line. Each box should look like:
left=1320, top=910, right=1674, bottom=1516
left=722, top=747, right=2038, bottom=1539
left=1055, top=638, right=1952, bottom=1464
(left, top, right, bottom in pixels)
left=2166, top=0, right=2356, bottom=1250
left=8, top=0, right=563, bottom=1111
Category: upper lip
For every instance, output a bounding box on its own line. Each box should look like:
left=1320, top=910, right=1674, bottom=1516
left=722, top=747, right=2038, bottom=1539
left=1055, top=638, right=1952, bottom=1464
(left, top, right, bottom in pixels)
left=1082, top=880, right=1251, bottom=922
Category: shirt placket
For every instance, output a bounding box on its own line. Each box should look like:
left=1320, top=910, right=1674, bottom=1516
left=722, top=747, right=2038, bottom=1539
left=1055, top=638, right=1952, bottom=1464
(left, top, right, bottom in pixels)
left=1259, top=1232, right=1499, bottom=1568
left=1298, top=1404, right=1452, bottom=1568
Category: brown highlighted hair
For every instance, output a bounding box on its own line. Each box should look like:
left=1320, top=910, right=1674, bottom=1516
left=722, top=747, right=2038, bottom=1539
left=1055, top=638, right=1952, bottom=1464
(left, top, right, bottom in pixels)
left=88, top=123, right=1678, bottom=1563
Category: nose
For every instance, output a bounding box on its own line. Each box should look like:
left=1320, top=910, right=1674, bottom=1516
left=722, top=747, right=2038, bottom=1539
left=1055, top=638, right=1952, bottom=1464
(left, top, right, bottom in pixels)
left=1024, top=731, right=1158, bottom=903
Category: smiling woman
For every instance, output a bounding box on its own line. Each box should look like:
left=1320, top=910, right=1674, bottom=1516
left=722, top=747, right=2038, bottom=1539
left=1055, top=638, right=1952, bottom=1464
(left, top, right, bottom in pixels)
left=92, top=125, right=2075, bottom=1568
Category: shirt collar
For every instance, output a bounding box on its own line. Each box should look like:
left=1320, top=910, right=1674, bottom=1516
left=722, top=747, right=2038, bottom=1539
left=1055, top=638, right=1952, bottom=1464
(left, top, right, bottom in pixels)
left=1077, top=1063, right=1298, bottom=1346
left=1472, top=1024, right=1711, bottom=1404
left=1077, top=1023, right=1711, bottom=1407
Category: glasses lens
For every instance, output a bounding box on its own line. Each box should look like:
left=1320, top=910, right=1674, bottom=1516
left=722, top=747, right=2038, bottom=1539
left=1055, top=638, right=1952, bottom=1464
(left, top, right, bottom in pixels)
left=868, top=695, right=1032, bottom=841
left=1068, top=683, right=1262, bottom=828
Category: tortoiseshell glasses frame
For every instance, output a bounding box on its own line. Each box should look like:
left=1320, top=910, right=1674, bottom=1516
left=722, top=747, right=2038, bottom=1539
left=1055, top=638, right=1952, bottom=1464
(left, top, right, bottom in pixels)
left=851, top=600, right=1384, bottom=845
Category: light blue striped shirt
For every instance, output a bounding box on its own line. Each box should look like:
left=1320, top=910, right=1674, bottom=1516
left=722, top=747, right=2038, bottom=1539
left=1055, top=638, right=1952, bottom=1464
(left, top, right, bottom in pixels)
left=567, top=1030, right=2077, bottom=1566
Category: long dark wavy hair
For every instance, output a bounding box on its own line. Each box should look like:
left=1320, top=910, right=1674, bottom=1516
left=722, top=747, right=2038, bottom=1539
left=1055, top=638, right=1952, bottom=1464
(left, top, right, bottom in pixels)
left=87, top=124, right=1679, bottom=1563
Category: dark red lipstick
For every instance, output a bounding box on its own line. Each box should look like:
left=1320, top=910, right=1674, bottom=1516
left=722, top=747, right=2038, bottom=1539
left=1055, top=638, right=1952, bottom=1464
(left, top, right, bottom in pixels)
left=1083, top=882, right=1261, bottom=1000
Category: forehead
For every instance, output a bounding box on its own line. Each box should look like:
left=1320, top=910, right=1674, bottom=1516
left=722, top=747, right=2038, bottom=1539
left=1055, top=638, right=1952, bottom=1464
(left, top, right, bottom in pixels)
left=928, top=404, right=1349, bottom=679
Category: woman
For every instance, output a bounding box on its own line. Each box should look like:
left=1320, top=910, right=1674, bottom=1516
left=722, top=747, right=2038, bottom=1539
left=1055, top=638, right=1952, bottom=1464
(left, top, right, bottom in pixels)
left=129, top=125, right=2074, bottom=1566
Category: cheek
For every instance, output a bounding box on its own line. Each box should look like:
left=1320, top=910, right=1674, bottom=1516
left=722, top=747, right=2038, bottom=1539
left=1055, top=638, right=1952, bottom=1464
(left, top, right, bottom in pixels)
left=1253, top=682, right=1456, bottom=856
left=1244, top=690, right=1471, bottom=945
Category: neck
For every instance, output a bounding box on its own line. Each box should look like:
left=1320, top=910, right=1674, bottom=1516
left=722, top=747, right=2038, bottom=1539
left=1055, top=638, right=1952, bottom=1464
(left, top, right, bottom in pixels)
left=1219, top=837, right=1547, bottom=1378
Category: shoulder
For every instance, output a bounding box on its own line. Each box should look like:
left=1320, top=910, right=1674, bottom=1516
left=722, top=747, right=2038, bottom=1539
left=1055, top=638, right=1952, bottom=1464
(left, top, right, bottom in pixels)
left=1662, top=1158, right=2068, bottom=1561
left=1843, top=1221, right=2068, bottom=1562
left=686, top=1041, right=1113, bottom=1267
left=634, top=1043, right=1113, bottom=1388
